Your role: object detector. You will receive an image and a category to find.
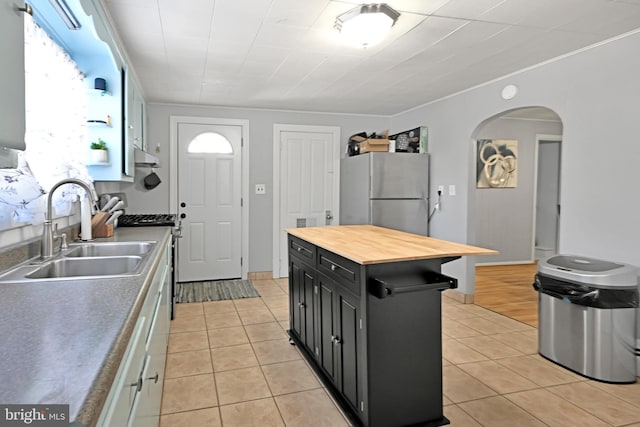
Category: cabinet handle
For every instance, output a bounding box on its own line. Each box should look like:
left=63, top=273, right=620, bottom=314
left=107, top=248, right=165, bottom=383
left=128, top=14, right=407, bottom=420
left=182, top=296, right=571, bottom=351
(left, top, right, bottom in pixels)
left=296, top=247, right=301, bottom=252
left=130, top=377, right=143, bottom=392
left=330, top=335, right=336, bottom=343
left=330, top=264, right=336, bottom=271
left=147, top=373, right=159, bottom=384
left=333, top=336, right=341, bottom=345
left=299, top=302, right=306, bottom=309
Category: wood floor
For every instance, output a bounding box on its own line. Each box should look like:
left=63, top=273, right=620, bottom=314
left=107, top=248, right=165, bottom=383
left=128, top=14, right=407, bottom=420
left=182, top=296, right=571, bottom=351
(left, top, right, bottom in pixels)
left=474, top=263, right=539, bottom=327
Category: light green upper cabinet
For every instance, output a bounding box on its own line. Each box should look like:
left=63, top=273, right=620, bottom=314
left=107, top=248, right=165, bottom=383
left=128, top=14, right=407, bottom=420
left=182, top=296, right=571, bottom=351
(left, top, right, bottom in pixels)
left=131, top=78, right=146, bottom=152
left=77, top=0, right=141, bottom=182
left=0, top=1, right=26, bottom=150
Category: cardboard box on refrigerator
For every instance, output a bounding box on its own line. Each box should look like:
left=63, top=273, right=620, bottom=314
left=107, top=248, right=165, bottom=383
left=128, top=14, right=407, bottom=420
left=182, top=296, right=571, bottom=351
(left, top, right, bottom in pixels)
left=356, top=129, right=390, bottom=153
left=359, top=138, right=389, bottom=153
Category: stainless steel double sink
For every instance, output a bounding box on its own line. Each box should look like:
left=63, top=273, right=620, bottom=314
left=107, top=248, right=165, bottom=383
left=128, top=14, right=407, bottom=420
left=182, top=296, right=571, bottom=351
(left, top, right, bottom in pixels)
left=0, top=241, right=156, bottom=283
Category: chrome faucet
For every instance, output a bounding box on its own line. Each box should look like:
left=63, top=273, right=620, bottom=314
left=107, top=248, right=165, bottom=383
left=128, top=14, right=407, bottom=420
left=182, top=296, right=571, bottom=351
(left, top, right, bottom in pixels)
left=41, top=178, right=97, bottom=259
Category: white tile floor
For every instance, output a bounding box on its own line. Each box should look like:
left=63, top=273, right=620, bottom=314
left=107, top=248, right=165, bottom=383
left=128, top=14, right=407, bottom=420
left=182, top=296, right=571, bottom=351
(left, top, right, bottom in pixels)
left=161, top=278, right=640, bottom=426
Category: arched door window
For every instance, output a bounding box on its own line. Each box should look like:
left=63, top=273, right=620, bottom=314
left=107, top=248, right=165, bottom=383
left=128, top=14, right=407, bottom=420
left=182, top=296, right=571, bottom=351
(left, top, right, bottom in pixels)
left=187, top=132, right=233, bottom=154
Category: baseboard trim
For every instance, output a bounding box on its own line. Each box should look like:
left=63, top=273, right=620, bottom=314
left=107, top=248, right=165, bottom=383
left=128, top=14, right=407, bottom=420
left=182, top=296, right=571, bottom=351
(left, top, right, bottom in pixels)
left=443, top=289, right=474, bottom=304
left=248, top=271, right=273, bottom=280
left=476, top=260, right=536, bottom=267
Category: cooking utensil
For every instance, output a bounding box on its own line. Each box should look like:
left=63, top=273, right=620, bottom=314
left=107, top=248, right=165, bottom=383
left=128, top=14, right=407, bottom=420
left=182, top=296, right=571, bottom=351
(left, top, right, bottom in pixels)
left=101, top=196, right=119, bottom=212
left=105, top=210, right=123, bottom=225
left=108, top=201, right=124, bottom=213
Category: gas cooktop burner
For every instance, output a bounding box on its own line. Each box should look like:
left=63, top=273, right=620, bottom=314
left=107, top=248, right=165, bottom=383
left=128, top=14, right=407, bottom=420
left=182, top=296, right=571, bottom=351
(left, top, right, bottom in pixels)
left=117, top=214, right=177, bottom=227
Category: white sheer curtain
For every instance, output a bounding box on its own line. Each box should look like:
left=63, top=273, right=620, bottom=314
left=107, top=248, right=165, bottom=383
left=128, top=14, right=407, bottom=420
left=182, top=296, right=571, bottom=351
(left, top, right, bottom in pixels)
left=0, top=14, right=95, bottom=229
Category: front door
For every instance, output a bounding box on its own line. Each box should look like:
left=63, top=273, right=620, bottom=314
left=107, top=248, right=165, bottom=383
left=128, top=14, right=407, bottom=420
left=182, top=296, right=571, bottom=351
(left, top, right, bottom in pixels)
left=177, top=122, right=242, bottom=282
left=275, top=125, right=340, bottom=277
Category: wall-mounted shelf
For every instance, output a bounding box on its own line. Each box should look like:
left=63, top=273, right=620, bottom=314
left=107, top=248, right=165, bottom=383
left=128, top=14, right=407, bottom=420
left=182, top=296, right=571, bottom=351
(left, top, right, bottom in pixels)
left=88, top=118, right=111, bottom=127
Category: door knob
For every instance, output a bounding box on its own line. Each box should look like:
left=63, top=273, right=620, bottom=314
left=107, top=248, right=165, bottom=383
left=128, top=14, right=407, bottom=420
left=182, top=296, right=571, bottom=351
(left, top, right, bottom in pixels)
left=180, top=202, right=186, bottom=207
left=180, top=213, right=186, bottom=219
left=325, top=210, right=333, bottom=225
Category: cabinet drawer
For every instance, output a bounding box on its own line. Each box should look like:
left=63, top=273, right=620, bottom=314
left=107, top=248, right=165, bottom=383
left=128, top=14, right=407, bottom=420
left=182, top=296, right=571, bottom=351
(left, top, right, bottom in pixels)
left=289, top=236, right=316, bottom=263
left=317, top=249, right=360, bottom=296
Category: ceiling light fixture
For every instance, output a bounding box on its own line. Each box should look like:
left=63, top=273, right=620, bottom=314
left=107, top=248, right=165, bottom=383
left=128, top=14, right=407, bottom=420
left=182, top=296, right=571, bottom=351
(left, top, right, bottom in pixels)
left=334, top=3, right=400, bottom=48
left=49, top=0, right=81, bottom=30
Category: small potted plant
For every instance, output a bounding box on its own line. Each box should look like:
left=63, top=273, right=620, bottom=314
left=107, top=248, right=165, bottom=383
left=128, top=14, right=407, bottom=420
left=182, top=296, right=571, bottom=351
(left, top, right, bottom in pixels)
left=90, top=138, right=108, bottom=163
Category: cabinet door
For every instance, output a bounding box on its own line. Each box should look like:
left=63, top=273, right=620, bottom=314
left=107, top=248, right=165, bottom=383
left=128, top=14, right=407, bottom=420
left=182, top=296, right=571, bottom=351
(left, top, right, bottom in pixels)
left=98, top=317, right=147, bottom=427
left=289, top=257, right=316, bottom=355
left=289, top=259, right=304, bottom=340
left=127, top=354, right=150, bottom=427
left=336, top=290, right=359, bottom=412
left=302, top=268, right=315, bottom=352
left=0, top=1, right=25, bottom=150
left=317, top=278, right=336, bottom=382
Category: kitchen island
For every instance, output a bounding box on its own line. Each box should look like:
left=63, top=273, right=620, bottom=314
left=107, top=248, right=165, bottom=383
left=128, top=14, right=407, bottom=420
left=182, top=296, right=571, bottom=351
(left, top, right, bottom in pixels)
left=286, top=225, right=496, bottom=427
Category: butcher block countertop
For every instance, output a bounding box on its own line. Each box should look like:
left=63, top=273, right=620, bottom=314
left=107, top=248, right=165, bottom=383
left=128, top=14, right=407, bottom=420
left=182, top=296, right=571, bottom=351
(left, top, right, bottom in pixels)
left=286, top=225, right=497, bottom=265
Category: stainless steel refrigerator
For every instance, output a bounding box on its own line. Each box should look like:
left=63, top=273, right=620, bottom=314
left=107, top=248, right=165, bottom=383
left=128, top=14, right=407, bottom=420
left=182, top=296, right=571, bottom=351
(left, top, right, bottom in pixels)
left=340, top=152, right=430, bottom=235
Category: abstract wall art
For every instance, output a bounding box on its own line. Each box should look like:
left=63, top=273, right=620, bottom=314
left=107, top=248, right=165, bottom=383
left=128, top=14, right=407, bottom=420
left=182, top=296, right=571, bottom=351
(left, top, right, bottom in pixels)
left=476, top=139, right=518, bottom=188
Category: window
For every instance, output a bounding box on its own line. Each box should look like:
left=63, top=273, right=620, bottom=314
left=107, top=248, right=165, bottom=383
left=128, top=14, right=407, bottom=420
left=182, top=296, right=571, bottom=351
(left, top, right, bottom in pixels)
left=187, top=132, right=233, bottom=154
left=0, top=14, right=93, bottom=230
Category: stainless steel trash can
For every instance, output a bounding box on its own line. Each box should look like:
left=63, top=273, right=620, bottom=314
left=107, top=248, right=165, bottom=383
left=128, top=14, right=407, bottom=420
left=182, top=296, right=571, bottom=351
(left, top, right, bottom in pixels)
left=534, top=255, right=638, bottom=383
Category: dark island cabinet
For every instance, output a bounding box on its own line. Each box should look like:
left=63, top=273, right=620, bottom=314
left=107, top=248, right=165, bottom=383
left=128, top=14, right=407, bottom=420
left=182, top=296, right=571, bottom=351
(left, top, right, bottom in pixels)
left=315, top=273, right=360, bottom=413
left=287, top=233, right=456, bottom=427
left=289, top=255, right=316, bottom=355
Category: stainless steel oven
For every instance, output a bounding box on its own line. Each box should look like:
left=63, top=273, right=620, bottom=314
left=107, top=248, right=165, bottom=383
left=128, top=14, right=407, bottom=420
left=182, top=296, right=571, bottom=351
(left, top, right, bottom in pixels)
left=118, top=214, right=179, bottom=319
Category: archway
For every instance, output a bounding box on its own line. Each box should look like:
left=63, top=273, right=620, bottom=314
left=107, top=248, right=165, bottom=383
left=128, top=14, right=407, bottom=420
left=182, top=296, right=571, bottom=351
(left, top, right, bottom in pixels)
left=471, top=106, right=563, bottom=265
left=470, top=106, right=563, bottom=326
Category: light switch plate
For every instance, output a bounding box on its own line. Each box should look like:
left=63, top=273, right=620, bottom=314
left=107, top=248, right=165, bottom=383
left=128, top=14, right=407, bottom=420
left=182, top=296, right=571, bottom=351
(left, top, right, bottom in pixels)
left=449, top=185, right=456, bottom=196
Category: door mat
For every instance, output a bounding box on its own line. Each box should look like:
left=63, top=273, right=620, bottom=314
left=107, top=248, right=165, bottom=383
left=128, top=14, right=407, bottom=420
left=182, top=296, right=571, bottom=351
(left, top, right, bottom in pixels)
left=176, top=279, right=260, bottom=303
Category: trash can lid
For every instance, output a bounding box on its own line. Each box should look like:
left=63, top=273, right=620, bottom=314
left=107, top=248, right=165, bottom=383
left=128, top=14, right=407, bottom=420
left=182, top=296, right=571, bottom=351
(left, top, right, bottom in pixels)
left=538, top=254, right=638, bottom=288
left=547, top=255, right=623, bottom=272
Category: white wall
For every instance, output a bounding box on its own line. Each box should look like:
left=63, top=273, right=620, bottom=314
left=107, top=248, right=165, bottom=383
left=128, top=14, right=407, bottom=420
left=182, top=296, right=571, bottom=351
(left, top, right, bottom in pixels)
left=115, top=104, right=390, bottom=273
left=475, top=117, right=563, bottom=264
left=391, top=31, right=640, bottom=295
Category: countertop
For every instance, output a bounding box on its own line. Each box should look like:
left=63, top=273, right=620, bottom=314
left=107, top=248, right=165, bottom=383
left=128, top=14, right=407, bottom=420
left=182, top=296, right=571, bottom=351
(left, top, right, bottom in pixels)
left=0, top=227, right=172, bottom=427
left=286, top=225, right=497, bottom=264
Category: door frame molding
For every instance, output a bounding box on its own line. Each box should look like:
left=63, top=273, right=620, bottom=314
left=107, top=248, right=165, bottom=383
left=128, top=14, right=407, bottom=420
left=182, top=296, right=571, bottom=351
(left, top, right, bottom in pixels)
left=272, top=124, right=341, bottom=278
left=532, top=133, right=562, bottom=260
left=169, top=115, right=250, bottom=279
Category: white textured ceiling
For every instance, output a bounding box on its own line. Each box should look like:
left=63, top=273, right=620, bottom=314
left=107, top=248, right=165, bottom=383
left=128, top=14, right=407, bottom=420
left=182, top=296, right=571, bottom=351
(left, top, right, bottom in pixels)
left=102, top=0, right=640, bottom=115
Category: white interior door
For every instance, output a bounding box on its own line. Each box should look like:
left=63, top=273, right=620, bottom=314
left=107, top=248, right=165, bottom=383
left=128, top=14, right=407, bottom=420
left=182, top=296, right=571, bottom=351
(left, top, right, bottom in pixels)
left=274, top=125, right=340, bottom=277
left=177, top=122, right=242, bottom=282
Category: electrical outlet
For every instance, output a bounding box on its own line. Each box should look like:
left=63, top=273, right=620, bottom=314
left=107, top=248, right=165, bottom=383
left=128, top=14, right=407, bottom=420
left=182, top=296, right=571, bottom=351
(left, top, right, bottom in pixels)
left=255, top=184, right=266, bottom=195
left=437, top=185, right=444, bottom=195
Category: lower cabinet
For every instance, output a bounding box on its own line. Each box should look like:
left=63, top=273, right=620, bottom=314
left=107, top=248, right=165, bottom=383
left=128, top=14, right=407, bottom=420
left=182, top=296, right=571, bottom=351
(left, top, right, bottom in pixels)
left=316, top=275, right=360, bottom=412
left=289, top=257, right=316, bottom=355
left=98, top=239, right=171, bottom=427
left=289, top=251, right=362, bottom=416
